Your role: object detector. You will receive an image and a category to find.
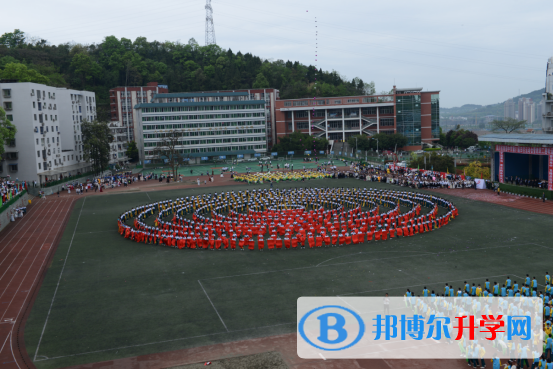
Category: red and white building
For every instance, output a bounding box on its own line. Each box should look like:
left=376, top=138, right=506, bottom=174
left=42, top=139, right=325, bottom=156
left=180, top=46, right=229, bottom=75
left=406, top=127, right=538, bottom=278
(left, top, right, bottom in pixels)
left=109, top=82, right=168, bottom=164
left=274, top=87, right=440, bottom=151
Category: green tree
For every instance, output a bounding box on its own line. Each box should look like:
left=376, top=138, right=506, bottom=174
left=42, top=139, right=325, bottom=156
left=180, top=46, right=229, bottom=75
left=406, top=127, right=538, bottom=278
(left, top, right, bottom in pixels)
left=465, top=160, right=490, bottom=179
left=489, top=118, right=527, bottom=133
left=0, top=29, right=26, bottom=48
left=252, top=72, right=270, bottom=88
left=71, top=53, right=101, bottom=89
left=82, top=119, right=114, bottom=175
left=153, top=130, right=183, bottom=179
left=272, top=131, right=329, bottom=154
left=0, top=107, right=17, bottom=160
left=0, top=63, right=49, bottom=84
left=126, top=141, right=139, bottom=161
left=409, top=152, right=454, bottom=172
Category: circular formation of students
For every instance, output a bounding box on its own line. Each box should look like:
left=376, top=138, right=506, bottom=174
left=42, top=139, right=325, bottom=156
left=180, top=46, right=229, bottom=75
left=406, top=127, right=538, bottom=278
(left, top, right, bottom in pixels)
left=117, top=187, right=459, bottom=250
left=233, top=170, right=331, bottom=184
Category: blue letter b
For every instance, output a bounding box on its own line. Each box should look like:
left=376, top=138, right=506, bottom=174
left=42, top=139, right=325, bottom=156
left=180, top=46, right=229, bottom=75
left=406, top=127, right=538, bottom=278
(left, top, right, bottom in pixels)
left=317, top=313, right=348, bottom=344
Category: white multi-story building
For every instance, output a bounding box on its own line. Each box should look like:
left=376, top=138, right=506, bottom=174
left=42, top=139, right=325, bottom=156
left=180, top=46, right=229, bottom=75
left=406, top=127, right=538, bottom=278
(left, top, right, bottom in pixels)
left=543, top=57, right=553, bottom=134
left=0, top=81, right=96, bottom=184
left=135, top=91, right=267, bottom=164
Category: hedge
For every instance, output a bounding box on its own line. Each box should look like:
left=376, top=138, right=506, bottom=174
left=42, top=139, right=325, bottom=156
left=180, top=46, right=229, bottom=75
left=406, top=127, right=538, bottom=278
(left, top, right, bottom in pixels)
left=423, top=148, right=442, bottom=151
left=0, top=190, right=27, bottom=215
left=498, top=183, right=553, bottom=200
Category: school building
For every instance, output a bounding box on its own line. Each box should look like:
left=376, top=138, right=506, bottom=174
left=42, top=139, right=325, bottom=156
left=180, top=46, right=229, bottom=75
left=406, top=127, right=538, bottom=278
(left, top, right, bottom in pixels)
left=274, top=87, right=440, bottom=151
left=484, top=133, right=553, bottom=191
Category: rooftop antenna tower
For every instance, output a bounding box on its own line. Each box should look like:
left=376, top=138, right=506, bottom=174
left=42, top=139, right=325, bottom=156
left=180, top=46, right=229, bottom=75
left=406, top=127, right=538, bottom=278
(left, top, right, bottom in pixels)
left=205, top=0, right=216, bottom=46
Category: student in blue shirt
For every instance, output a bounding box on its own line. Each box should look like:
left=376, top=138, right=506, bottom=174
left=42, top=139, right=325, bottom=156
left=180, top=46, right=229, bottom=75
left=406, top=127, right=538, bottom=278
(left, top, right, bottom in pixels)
left=465, top=281, right=470, bottom=294
left=526, top=274, right=531, bottom=286
left=457, top=288, right=463, bottom=297
left=505, top=277, right=511, bottom=288
left=508, top=288, right=514, bottom=297
left=485, top=279, right=490, bottom=291
left=422, top=287, right=428, bottom=297
left=444, top=284, right=449, bottom=296
left=471, top=283, right=477, bottom=296
left=493, top=282, right=499, bottom=296
left=532, top=277, right=537, bottom=290
left=500, top=286, right=506, bottom=297
left=546, top=272, right=551, bottom=285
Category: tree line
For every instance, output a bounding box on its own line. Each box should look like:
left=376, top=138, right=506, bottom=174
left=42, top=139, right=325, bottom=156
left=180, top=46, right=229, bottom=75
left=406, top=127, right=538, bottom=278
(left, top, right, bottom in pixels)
left=0, top=29, right=375, bottom=122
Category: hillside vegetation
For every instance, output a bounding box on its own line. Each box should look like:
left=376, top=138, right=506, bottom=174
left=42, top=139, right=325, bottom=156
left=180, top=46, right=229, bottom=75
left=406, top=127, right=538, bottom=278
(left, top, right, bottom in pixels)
left=0, top=29, right=375, bottom=121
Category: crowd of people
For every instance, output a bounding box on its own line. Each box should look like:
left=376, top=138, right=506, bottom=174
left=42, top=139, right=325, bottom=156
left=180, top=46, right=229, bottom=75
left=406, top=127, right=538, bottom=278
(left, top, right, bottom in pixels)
left=1, top=177, right=28, bottom=207
left=506, top=176, right=549, bottom=190
left=116, top=188, right=458, bottom=250
left=403, top=273, right=553, bottom=369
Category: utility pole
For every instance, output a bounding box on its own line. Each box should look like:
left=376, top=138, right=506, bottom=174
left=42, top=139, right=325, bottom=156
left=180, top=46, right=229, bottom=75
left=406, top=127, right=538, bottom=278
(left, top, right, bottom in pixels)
left=205, top=0, right=216, bottom=46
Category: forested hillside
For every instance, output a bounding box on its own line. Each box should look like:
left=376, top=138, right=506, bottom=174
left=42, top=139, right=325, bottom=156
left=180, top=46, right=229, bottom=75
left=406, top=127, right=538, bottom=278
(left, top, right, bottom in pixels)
left=0, top=29, right=374, bottom=121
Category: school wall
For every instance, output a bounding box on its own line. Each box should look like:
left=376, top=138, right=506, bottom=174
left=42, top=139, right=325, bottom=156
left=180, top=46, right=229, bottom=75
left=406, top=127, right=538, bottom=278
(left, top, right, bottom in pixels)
left=0, top=192, right=34, bottom=233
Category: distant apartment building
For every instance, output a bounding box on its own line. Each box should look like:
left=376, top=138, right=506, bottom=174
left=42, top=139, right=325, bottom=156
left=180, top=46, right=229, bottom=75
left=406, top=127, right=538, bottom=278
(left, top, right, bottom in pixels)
left=274, top=87, right=440, bottom=151
left=109, top=82, right=168, bottom=164
left=518, top=97, right=535, bottom=124
left=543, top=57, right=553, bottom=134
left=0, top=81, right=96, bottom=183
left=504, top=98, right=515, bottom=119
left=135, top=91, right=267, bottom=164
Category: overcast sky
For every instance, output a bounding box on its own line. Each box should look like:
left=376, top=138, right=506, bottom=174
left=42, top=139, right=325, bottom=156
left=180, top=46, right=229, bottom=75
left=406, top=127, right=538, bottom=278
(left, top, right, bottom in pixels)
left=3, top=0, right=551, bottom=107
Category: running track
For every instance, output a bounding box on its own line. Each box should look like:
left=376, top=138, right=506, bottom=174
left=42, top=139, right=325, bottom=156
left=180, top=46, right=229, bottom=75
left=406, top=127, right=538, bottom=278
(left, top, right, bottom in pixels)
left=0, top=197, right=74, bottom=369
left=0, top=184, right=552, bottom=369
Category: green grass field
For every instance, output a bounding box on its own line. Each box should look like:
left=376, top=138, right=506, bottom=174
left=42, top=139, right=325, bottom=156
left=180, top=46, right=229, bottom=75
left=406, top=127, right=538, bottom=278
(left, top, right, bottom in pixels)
left=143, top=158, right=334, bottom=177
left=24, top=179, right=553, bottom=368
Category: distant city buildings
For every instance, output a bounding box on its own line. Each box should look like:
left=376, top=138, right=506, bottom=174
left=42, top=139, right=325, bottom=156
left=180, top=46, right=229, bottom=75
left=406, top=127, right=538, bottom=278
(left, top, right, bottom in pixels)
left=504, top=98, right=515, bottom=119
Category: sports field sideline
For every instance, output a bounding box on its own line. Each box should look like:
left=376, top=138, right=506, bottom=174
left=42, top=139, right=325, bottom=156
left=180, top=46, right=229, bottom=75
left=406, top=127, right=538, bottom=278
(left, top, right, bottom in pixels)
left=23, top=179, right=553, bottom=369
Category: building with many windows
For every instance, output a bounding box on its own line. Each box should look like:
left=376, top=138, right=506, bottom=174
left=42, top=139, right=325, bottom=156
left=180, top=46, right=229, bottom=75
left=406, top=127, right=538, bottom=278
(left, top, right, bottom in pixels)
left=0, top=81, right=96, bottom=183
left=135, top=91, right=268, bottom=163
left=108, top=82, right=168, bottom=164
left=542, top=57, right=553, bottom=134
left=274, top=87, right=440, bottom=150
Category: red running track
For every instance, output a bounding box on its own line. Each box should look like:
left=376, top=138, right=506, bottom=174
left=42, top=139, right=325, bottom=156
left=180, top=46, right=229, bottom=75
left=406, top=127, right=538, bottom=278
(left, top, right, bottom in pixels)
left=0, top=197, right=75, bottom=369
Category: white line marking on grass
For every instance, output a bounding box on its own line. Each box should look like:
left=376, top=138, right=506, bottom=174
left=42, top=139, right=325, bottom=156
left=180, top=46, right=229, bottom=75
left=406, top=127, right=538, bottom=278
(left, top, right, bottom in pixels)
left=145, top=192, right=151, bottom=200
left=34, top=198, right=86, bottom=361
left=201, top=243, right=534, bottom=281
left=34, top=321, right=296, bottom=362
left=198, top=280, right=228, bottom=332
left=337, top=274, right=510, bottom=296
left=316, top=250, right=434, bottom=267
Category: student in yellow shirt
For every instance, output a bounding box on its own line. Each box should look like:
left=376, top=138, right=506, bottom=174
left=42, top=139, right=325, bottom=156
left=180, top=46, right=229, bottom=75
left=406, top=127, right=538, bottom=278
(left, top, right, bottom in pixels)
left=476, top=284, right=482, bottom=297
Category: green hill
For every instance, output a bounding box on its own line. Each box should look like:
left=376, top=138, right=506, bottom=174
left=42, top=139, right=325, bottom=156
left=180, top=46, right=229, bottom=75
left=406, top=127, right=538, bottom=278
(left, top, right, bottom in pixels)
left=0, top=29, right=374, bottom=121
left=442, top=88, right=545, bottom=119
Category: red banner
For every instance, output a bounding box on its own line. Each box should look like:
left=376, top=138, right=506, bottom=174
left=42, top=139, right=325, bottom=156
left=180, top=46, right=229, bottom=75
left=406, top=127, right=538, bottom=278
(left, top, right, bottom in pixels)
left=549, top=155, right=553, bottom=191
left=499, top=152, right=504, bottom=183
left=495, top=145, right=553, bottom=155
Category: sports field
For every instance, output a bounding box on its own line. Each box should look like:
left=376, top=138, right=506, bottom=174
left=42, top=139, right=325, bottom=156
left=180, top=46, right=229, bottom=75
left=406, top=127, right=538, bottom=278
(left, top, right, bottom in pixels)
left=143, top=158, right=335, bottom=177
left=24, top=179, right=553, bottom=368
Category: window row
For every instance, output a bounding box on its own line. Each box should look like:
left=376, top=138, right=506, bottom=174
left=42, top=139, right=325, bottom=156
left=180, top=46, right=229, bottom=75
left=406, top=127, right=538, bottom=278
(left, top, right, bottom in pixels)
left=145, top=144, right=267, bottom=156
left=143, top=121, right=265, bottom=130
left=143, top=129, right=266, bottom=139
left=141, top=104, right=263, bottom=113
left=141, top=112, right=264, bottom=122
left=144, top=136, right=266, bottom=147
